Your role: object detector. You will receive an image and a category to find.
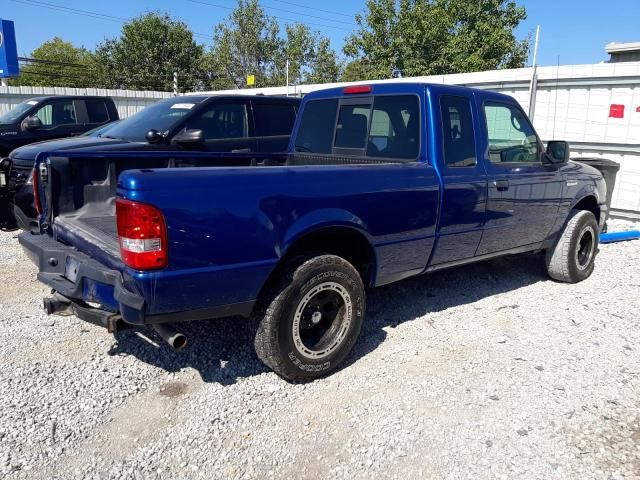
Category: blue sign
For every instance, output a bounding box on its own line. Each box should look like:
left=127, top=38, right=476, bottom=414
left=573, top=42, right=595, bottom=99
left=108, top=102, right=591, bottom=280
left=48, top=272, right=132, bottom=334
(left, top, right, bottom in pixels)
left=0, top=19, right=19, bottom=78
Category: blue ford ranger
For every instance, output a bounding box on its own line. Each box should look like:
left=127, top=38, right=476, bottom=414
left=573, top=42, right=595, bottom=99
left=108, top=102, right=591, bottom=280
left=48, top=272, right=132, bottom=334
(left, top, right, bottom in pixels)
left=20, top=83, right=606, bottom=381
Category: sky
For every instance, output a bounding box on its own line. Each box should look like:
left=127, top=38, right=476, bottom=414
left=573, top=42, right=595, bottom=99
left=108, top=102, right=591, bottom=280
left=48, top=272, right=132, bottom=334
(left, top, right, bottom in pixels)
left=3, top=0, right=640, bottom=67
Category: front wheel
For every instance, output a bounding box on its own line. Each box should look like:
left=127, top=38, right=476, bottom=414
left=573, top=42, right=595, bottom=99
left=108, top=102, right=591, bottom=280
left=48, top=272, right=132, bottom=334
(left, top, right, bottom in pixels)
left=546, top=209, right=599, bottom=283
left=254, top=255, right=366, bottom=382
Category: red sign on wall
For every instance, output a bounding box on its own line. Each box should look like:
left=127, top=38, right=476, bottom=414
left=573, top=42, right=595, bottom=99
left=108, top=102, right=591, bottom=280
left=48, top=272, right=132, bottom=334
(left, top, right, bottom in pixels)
left=636, top=106, right=640, bottom=113
left=609, top=104, right=625, bottom=118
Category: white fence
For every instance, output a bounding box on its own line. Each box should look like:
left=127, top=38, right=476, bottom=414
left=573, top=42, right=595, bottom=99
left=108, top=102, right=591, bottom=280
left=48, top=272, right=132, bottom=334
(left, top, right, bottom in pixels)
left=0, top=86, right=172, bottom=119
left=195, top=62, right=640, bottom=214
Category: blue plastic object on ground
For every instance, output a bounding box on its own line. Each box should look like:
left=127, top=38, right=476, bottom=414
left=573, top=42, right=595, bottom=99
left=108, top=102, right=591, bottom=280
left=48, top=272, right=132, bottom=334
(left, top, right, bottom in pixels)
left=600, top=230, right=640, bottom=244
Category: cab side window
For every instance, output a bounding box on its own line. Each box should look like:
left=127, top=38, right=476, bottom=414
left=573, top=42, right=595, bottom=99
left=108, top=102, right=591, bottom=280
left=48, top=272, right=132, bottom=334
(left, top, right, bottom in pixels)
left=85, top=100, right=110, bottom=124
left=484, top=102, right=539, bottom=164
left=253, top=103, right=297, bottom=136
left=33, top=100, right=77, bottom=127
left=440, top=96, right=477, bottom=167
left=184, top=103, right=248, bottom=140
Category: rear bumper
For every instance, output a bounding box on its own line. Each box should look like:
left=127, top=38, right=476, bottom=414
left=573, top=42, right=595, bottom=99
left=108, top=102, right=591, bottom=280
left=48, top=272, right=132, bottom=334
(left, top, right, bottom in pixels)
left=18, top=232, right=256, bottom=327
left=19, top=232, right=146, bottom=324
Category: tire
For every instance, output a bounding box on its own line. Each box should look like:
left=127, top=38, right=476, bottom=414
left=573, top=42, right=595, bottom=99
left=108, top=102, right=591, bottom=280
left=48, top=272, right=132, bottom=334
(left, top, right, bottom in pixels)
left=546, top=209, right=599, bottom=283
left=254, top=254, right=366, bottom=382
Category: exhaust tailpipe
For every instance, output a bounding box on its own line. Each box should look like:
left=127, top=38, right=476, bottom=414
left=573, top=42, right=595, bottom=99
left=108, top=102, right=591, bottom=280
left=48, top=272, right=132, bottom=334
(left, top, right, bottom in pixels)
left=152, top=323, right=188, bottom=351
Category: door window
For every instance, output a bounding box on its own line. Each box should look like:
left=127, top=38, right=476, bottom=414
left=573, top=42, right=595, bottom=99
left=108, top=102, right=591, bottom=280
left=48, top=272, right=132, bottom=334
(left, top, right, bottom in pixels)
left=294, top=99, right=338, bottom=154
left=33, top=100, right=77, bottom=127
left=85, top=100, right=109, bottom=124
left=484, top=102, right=539, bottom=164
left=366, top=95, right=419, bottom=160
left=253, top=103, right=297, bottom=136
left=440, top=96, right=476, bottom=167
left=184, top=103, right=248, bottom=140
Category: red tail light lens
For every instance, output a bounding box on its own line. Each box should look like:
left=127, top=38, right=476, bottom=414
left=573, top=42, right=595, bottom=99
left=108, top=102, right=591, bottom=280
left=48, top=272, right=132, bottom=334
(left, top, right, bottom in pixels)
left=32, top=168, right=42, bottom=216
left=116, top=198, right=168, bottom=270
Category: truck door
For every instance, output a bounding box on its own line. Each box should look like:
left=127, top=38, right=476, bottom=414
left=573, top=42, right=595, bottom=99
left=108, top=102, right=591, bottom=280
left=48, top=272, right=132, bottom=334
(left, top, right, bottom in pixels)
left=181, top=100, right=257, bottom=153
left=476, top=100, right=563, bottom=255
left=22, top=98, right=84, bottom=144
left=430, top=94, right=488, bottom=265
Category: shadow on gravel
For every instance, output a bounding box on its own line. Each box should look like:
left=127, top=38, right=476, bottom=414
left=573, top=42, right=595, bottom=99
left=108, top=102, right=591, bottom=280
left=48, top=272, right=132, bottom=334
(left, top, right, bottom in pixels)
left=108, top=252, right=548, bottom=384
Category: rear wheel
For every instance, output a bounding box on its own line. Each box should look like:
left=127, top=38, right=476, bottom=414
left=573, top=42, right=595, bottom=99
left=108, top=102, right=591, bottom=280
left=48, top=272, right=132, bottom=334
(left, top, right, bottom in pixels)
left=254, top=254, right=366, bottom=382
left=546, top=209, right=599, bottom=283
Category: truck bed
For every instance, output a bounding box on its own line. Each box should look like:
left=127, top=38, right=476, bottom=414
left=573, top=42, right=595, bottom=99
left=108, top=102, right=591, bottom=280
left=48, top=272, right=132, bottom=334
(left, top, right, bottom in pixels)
left=54, top=212, right=119, bottom=260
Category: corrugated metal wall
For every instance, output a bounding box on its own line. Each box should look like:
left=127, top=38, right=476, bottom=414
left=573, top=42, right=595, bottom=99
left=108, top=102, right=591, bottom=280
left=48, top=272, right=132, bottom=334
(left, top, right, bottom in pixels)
left=0, top=86, right=172, bottom=119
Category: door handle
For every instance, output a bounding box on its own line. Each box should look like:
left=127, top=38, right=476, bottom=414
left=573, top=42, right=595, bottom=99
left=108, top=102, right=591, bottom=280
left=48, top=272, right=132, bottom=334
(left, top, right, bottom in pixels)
left=232, top=148, right=251, bottom=153
left=493, top=179, right=509, bottom=191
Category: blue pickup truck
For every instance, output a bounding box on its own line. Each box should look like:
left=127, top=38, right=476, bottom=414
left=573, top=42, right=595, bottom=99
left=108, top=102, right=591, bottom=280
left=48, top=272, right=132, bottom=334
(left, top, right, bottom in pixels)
left=20, top=82, right=606, bottom=381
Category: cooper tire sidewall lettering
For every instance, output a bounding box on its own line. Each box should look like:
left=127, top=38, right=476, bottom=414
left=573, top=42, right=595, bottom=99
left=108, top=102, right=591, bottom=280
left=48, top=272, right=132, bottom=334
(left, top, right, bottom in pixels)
left=281, top=266, right=364, bottom=375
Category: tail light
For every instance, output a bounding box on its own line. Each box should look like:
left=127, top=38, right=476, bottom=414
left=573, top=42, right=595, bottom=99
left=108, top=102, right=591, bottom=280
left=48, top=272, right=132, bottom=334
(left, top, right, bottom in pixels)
left=343, top=85, right=372, bottom=94
left=116, top=198, right=168, bottom=270
left=32, top=168, right=43, bottom=216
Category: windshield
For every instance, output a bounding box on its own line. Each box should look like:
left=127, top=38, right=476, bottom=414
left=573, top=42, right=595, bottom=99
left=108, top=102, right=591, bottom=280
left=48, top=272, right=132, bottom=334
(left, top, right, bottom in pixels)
left=0, top=100, right=37, bottom=125
left=104, top=98, right=203, bottom=141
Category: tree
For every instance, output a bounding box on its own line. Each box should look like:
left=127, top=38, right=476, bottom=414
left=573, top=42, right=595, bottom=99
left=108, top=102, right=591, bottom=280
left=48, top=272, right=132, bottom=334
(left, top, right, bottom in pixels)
left=10, top=37, right=96, bottom=88
left=343, top=0, right=529, bottom=80
left=94, top=12, right=207, bottom=91
left=206, top=0, right=341, bottom=89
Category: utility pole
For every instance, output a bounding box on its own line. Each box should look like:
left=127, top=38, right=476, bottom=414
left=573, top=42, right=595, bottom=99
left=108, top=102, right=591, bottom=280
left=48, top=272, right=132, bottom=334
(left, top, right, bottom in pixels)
left=286, top=59, right=289, bottom=97
left=173, top=71, right=178, bottom=96
left=528, top=25, right=541, bottom=120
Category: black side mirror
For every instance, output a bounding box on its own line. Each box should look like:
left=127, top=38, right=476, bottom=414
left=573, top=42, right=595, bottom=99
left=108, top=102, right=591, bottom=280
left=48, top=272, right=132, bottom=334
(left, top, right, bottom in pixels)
left=546, top=141, right=570, bottom=164
left=145, top=129, right=164, bottom=144
left=23, top=116, right=43, bottom=131
left=172, top=129, right=204, bottom=145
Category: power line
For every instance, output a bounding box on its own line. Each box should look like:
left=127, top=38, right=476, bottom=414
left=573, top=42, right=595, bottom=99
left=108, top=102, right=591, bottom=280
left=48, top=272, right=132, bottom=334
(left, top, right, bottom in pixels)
left=187, top=0, right=353, bottom=31
left=9, top=0, right=213, bottom=41
left=266, top=0, right=354, bottom=19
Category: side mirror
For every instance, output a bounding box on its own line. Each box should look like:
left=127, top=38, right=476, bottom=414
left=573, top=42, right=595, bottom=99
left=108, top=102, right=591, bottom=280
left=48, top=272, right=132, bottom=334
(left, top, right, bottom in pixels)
left=172, top=129, right=204, bottom=145
left=145, top=129, right=163, bottom=144
left=546, top=141, right=570, bottom=164
left=23, top=116, right=43, bottom=131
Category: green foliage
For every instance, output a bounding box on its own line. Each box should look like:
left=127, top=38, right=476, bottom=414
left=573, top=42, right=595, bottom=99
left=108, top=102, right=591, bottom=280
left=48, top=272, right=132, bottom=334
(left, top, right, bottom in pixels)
left=94, top=12, right=207, bottom=91
left=206, top=0, right=341, bottom=89
left=343, top=0, right=529, bottom=80
left=9, top=37, right=95, bottom=88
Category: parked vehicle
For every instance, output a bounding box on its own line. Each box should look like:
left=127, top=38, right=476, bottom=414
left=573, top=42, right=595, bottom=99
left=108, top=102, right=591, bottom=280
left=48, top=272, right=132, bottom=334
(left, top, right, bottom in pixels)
left=2, top=94, right=300, bottom=231
left=20, top=83, right=606, bottom=382
left=0, top=96, right=119, bottom=230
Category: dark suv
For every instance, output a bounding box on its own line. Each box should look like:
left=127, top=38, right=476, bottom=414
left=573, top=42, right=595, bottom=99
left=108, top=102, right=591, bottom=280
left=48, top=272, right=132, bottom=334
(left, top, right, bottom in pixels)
left=2, top=94, right=300, bottom=230
left=0, top=96, right=119, bottom=156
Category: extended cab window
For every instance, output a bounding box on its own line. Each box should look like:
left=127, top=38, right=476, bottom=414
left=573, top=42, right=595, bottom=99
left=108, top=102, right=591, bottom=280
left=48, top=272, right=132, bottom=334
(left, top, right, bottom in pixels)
left=33, top=100, right=77, bottom=127
left=440, top=96, right=476, bottom=167
left=85, top=100, right=109, bottom=124
left=184, top=103, right=248, bottom=139
left=367, top=95, right=419, bottom=160
left=253, top=103, right=297, bottom=136
left=294, top=99, right=338, bottom=154
left=484, top=102, right=539, bottom=164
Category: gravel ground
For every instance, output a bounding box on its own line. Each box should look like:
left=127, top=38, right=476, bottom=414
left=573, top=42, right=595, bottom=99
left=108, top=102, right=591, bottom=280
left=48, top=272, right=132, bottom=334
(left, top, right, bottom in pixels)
left=1, top=220, right=639, bottom=480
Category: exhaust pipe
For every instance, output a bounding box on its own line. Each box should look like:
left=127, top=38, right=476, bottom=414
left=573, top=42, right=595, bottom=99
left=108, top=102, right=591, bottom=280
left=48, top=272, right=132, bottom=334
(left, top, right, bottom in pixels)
left=152, top=323, right=188, bottom=351
left=43, top=293, right=73, bottom=316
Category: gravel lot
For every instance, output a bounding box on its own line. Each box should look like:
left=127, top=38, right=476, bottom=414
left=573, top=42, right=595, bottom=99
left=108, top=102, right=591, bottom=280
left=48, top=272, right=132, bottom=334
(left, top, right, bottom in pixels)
left=1, top=220, right=639, bottom=480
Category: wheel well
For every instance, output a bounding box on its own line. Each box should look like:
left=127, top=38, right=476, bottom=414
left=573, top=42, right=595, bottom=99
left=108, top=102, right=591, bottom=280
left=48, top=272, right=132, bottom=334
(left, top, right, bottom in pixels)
left=285, top=227, right=375, bottom=284
left=253, top=227, right=376, bottom=315
left=573, top=196, right=600, bottom=224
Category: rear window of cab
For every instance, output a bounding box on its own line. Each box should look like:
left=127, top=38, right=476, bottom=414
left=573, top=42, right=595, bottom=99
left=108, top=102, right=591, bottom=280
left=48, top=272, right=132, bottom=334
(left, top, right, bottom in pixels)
left=294, top=95, right=419, bottom=160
